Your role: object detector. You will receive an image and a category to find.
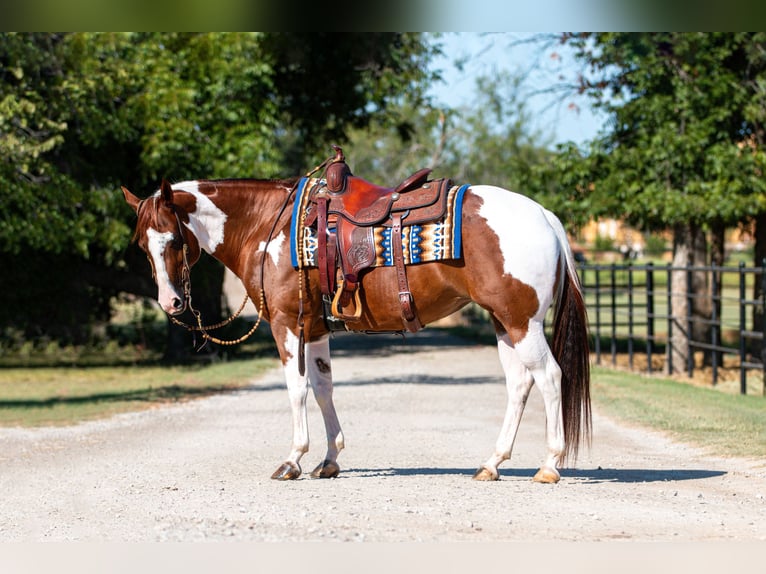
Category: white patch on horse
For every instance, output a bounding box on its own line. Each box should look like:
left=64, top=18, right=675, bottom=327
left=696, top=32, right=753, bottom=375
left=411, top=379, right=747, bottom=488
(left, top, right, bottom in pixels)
left=170, top=181, right=228, bottom=254
left=146, top=228, right=179, bottom=309
left=471, top=185, right=560, bottom=308
left=258, top=231, right=285, bottom=266
left=282, top=329, right=310, bottom=464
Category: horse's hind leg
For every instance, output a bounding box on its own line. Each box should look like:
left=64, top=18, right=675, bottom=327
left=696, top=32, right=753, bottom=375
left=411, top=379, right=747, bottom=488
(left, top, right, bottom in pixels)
left=305, top=336, right=345, bottom=478
left=475, top=322, right=565, bottom=483
left=473, top=332, right=535, bottom=481
left=513, top=321, right=566, bottom=483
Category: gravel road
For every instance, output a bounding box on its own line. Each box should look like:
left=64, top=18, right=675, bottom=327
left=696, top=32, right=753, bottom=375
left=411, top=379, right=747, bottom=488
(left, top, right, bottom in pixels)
left=1, top=330, right=764, bottom=542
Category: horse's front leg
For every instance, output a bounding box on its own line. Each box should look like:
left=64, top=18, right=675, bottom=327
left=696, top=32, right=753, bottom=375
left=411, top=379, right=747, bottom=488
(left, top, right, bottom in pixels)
left=271, top=326, right=310, bottom=480
left=305, top=336, right=345, bottom=478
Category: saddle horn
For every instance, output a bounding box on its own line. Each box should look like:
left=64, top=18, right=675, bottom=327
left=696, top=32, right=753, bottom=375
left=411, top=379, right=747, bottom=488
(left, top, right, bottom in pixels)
left=326, top=145, right=352, bottom=193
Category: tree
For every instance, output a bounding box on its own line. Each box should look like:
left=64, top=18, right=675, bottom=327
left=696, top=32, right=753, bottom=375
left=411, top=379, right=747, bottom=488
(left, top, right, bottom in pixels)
left=0, top=32, right=437, bottom=356
left=562, top=33, right=766, bottom=372
left=346, top=68, right=562, bottom=211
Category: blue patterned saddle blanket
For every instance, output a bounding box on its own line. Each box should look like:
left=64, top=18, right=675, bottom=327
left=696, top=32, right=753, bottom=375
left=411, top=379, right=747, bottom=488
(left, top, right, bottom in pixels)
left=290, top=177, right=469, bottom=269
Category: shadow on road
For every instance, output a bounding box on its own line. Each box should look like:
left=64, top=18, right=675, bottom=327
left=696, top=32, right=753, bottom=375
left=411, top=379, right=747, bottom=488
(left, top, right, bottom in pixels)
left=345, top=466, right=727, bottom=483
left=327, top=329, right=486, bottom=358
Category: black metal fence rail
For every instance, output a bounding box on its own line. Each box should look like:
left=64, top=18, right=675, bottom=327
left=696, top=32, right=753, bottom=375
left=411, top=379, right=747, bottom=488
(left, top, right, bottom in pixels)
left=576, top=262, right=766, bottom=395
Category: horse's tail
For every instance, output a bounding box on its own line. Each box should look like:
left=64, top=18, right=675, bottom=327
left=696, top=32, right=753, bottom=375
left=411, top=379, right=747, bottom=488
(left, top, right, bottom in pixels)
left=544, top=209, right=591, bottom=464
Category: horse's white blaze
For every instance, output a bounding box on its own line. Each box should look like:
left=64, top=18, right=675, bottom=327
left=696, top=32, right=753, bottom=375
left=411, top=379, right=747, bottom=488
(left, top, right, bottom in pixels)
left=258, top=231, right=286, bottom=266
left=171, top=180, right=228, bottom=254
left=146, top=228, right=180, bottom=312
left=472, top=185, right=560, bottom=315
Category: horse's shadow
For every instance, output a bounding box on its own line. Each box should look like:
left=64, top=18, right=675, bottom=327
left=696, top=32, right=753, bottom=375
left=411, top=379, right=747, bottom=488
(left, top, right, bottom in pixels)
left=345, top=466, right=726, bottom=483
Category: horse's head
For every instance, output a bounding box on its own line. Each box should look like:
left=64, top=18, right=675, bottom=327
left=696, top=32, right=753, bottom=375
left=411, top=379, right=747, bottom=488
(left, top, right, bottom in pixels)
left=122, top=179, right=202, bottom=316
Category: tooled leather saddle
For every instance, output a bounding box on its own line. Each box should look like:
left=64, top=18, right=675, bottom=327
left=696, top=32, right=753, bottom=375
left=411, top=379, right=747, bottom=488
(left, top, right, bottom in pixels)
left=303, top=146, right=452, bottom=332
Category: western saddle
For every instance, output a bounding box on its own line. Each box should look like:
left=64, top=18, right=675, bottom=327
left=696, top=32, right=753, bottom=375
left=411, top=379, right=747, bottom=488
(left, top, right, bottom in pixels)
left=303, top=146, right=452, bottom=332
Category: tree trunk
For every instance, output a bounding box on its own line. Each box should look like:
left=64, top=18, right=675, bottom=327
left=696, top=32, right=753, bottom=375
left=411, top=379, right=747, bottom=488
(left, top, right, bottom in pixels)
left=668, top=222, right=712, bottom=374
left=691, top=225, right=712, bottom=366
left=668, top=224, right=693, bottom=374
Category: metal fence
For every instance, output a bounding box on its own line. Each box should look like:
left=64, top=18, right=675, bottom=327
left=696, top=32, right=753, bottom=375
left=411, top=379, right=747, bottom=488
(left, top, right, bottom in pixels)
left=577, top=261, right=766, bottom=395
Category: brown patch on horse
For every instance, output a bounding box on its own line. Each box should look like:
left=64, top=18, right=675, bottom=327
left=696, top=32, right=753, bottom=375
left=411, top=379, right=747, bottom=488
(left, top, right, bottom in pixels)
left=458, top=192, right=540, bottom=343
left=315, top=358, right=331, bottom=374
left=497, top=277, right=540, bottom=345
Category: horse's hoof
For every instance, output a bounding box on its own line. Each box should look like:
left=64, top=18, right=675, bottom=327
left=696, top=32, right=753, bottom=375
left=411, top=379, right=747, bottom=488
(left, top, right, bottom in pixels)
left=472, top=466, right=499, bottom=481
left=271, top=461, right=302, bottom=480
left=533, top=466, right=560, bottom=484
left=310, top=460, right=340, bottom=479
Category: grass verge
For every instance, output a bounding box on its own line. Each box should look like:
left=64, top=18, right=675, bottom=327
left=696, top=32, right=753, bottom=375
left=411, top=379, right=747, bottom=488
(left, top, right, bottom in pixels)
left=0, top=357, right=278, bottom=427
left=592, top=366, right=766, bottom=459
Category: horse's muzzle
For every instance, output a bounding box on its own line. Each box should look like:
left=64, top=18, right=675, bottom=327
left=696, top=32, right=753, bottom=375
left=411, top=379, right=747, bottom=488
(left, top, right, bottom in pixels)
left=159, top=295, right=186, bottom=316
left=169, top=296, right=186, bottom=314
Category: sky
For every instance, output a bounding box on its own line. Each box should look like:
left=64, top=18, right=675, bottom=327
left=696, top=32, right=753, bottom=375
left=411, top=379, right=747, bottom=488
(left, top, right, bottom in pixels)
left=428, top=32, right=608, bottom=147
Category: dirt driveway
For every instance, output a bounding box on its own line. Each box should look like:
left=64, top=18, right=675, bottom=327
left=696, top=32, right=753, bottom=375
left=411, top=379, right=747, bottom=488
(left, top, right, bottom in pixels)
left=0, top=330, right=764, bottom=542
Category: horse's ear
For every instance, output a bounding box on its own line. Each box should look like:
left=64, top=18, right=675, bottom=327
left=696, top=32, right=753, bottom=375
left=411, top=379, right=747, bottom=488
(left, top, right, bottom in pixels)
left=121, top=186, right=141, bottom=213
left=160, top=179, right=174, bottom=208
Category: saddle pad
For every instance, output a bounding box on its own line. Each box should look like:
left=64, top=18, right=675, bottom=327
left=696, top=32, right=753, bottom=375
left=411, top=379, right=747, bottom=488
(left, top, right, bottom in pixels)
left=290, top=177, right=469, bottom=269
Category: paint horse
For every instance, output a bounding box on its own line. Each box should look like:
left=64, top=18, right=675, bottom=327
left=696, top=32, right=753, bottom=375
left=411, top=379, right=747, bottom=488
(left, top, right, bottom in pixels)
left=121, top=160, right=590, bottom=483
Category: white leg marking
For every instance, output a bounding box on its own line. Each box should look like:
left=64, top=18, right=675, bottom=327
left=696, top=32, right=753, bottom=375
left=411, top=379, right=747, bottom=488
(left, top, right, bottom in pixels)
left=283, top=329, right=310, bottom=468
left=480, top=334, right=536, bottom=475
left=146, top=228, right=182, bottom=313
left=514, top=320, right=565, bottom=471
left=306, top=337, right=345, bottom=463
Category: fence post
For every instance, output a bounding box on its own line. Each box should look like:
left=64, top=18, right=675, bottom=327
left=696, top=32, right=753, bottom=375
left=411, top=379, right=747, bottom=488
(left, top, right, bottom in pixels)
left=711, top=265, right=719, bottom=386
left=686, top=267, right=695, bottom=377
left=594, top=265, right=602, bottom=365
left=739, top=261, right=747, bottom=395
left=761, top=259, right=766, bottom=396
left=610, top=263, right=617, bottom=366
left=666, top=263, right=673, bottom=375
left=646, top=262, right=654, bottom=374
left=628, top=263, right=634, bottom=369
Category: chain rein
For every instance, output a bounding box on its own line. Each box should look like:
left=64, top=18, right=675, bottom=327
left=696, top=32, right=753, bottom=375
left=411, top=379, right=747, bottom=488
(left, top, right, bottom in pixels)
left=168, top=208, right=265, bottom=347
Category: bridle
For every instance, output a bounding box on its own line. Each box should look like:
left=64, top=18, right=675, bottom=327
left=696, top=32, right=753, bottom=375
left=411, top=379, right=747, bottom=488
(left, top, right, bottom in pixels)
left=166, top=201, right=267, bottom=348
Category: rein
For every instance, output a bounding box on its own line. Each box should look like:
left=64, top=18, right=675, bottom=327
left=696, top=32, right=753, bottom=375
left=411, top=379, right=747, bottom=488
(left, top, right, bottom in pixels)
left=165, top=154, right=336, bottom=351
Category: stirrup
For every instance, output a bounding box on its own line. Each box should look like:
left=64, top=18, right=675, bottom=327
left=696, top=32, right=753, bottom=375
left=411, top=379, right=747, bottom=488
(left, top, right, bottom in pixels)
left=331, top=280, right=363, bottom=321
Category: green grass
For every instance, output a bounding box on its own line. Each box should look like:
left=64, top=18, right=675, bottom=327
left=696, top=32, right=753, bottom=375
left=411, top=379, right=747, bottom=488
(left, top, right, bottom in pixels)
left=592, top=366, right=766, bottom=459
left=0, top=357, right=278, bottom=427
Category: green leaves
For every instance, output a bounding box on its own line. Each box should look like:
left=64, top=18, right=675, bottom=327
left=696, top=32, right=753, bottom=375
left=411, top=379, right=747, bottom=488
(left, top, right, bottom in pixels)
left=0, top=32, right=433, bottom=258
left=562, top=33, right=766, bottom=231
left=0, top=32, right=435, bottom=340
